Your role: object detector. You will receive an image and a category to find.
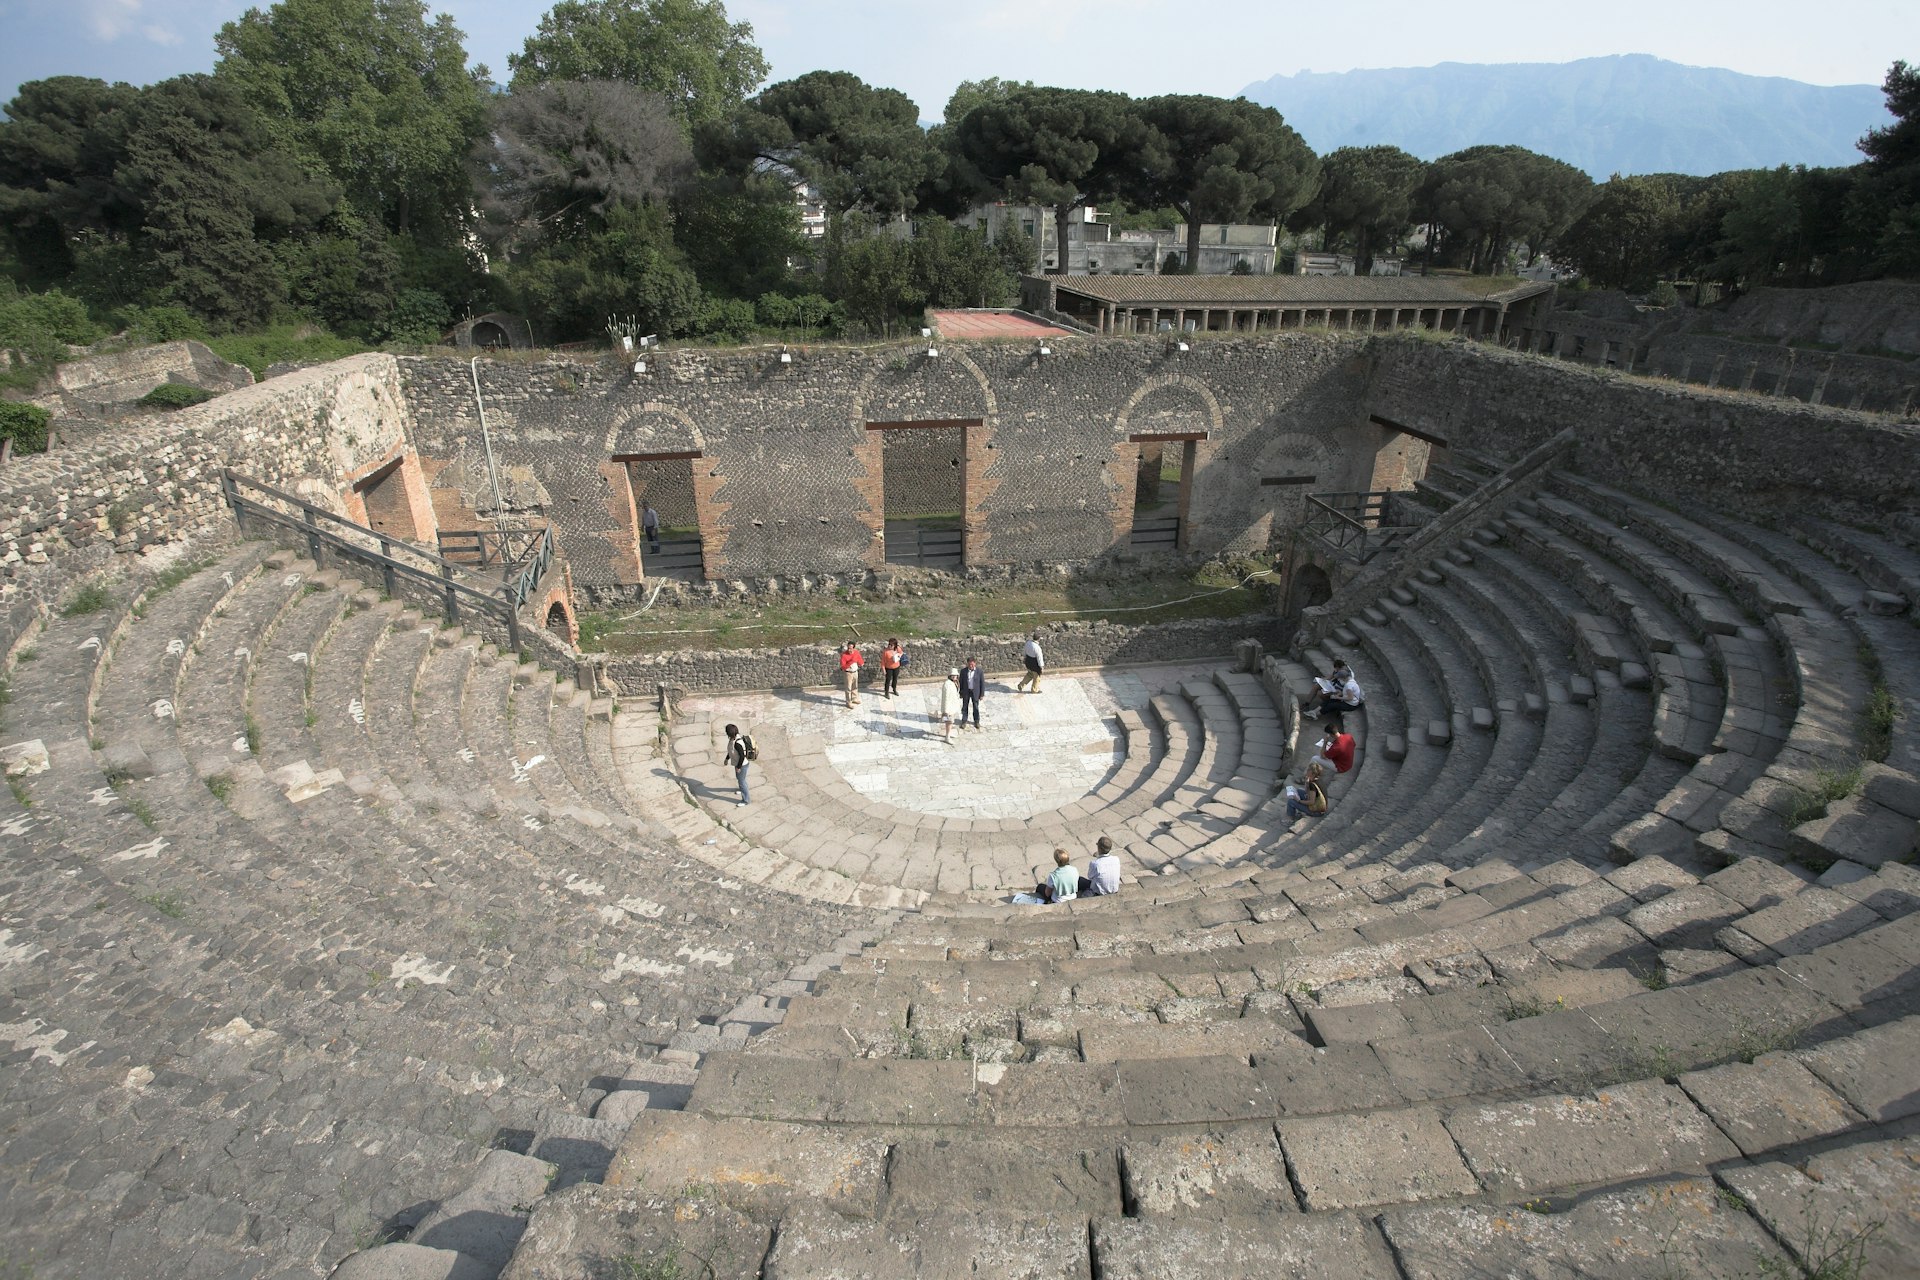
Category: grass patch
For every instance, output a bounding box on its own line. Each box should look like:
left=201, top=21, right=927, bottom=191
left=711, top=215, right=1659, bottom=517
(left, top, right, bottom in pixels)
left=1863, top=685, right=1897, bottom=764
left=244, top=714, right=263, bottom=755
left=60, top=582, right=113, bottom=617
left=203, top=323, right=375, bottom=380
left=137, top=891, right=186, bottom=919
left=614, top=1248, right=684, bottom=1280
left=6, top=776, right=28, bottom=808
left=14, top=648, right=34, bottom=663
left=576, top=562, right=1276, bottom=657
left=147, top=555, right=217, bottom=602
left=204, top=773, right=234, bottom=803
left=1783, top=766, right=1862, bottom=828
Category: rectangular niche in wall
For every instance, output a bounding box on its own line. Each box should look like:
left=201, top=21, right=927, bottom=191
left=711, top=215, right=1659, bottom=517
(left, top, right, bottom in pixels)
left=622, top=451, right=705, bottom=581
left=353, top=454, right=422, bottom=542
left=1128, top=433, right=1201, bottom=553
left=870, top=420, right=971, bottom=571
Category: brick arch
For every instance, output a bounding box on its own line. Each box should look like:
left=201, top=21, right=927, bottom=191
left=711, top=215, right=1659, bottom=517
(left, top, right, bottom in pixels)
left=1104, top=376, right=1227, bottom=551
left=1247, top=430, right=1338, bottom=552
left=848, top=349, right=1002, bottom=567
left=602, top=403, right=707, bottom=456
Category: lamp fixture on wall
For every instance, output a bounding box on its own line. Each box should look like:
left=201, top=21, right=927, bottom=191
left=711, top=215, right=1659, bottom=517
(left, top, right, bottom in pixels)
left=632, top=359, right=648, bottom=374
left=926, top=345, right=940, bottom=359
left=778, top=347, right=792, bottom=364
left=1037, top=342, right=1052, bottom=358
left=1170, top=339, right=1190, bottom=354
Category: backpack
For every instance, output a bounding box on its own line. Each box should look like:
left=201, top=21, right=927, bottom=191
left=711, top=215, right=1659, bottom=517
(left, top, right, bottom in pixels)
left=736, top=734, right=758, bottom=762
left=897, top=650, right=909, bottom=668
left=1306, top=780, right=1328, bottom=816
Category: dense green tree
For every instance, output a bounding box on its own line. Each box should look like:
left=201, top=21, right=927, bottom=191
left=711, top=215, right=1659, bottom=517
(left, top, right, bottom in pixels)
left=119, top=75, right=334, bottom=327
left=950, top=87, right=1160, bottom=274
left=1854, top=60, right=1920, bottom=276
left=0, top=77, right=143, bottom=286
left=1418, top=145, right=1592, bottom=274
left=942, top=78, right=1032, bottom=130
left=822, top=216, right=920, bottom=334
left=504, top=201, right=703, bottom=338
left=1287, top=144, right=1423, bottom=275
left=674, top=170, right=806, bottom=300
left=508, top=0, right=766, bottom=127
left=1137, top=95, right=1319, bottom=274
left=215, top=0, right=488, bottom=240
left=1557, top=173, right=1682, bottom=290
left=480, top=80, right=692, bottom=241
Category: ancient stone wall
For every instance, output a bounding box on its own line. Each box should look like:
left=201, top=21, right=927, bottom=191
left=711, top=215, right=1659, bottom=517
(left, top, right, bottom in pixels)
left=0, top=354, right=415, bottom=605
left=609, top=614, right=1285, bottom=697
left=397, top=337, right=1378, bottom=597
left=39, top=339, right=254, bottom=415
left=1367, top=337, right=1920, bottom=516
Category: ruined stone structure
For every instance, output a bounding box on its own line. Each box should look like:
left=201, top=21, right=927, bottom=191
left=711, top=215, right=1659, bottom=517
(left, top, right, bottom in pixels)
left=0, top=330, right=1916, bottom=1279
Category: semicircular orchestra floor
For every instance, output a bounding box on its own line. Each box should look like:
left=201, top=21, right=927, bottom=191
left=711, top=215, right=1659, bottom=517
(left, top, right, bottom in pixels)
left=690, top=664, right=1215, bottom=820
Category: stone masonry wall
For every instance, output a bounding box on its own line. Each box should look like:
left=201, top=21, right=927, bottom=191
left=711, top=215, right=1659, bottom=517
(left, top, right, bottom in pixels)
left=608, top=614, right=1285, bottom=698
left=397, top=336, right=1379, bottom=597
left=1366, top=337, right=1920, bottom=517
left=0, top=355, right=416, bottom=606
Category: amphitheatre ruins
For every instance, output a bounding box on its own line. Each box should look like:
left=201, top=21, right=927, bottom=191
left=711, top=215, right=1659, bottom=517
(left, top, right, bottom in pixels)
left=1, top=279, right=1918, bottom=1278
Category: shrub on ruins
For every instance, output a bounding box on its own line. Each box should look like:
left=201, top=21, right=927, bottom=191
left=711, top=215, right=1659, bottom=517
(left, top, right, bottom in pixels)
left=0, top=286, right=100, bottom=383
left=504, top=203, right=705, bottom=341
left=673, top=170, right=808, bottom=301
left=0, top=401, right=50, bottom=453
left=117, top=304, right=207, bottom=345
left=138, top=381, right=217, bottom=410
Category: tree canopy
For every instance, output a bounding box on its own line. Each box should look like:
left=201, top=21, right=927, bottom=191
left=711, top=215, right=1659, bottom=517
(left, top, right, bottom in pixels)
left=1136, top=95, right=1319, bottom=273
left=1418, top=145, right=1593, bottom=273
left=1288, top=144, right=1424, bottom=275
left=507, top=0, right=766, bottom=128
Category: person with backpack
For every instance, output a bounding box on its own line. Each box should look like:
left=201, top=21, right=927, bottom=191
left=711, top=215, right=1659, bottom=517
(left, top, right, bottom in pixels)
left=1284, top=761, right=1329, bottom=821
left=724, top=722, right=756, bottom=805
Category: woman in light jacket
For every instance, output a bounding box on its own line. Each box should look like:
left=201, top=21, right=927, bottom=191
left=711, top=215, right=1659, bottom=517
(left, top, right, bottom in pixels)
left=939, top=668, right=963, bottom=743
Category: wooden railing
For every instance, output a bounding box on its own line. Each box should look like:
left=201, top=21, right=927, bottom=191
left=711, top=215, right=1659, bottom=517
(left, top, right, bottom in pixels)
left=1302, top=491, right=1419, bottom=565
left=221, top=469, right=553, bottom=652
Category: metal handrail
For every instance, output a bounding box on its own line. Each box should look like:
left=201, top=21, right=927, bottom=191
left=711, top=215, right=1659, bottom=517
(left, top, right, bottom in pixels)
left=221, top=469, right=552, bottom=651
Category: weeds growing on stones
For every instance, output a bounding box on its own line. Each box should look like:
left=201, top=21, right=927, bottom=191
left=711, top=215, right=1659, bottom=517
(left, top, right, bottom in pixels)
left=147, top=556, right=217, bottom=601
left=1784, top=767, right=1862, bottom=828
left=1862, top=685, right=1897, bottom=763
left=138, top=891, right=186, bottom=919
left=204, top=773, right=234, bottom=803
left=6, top=776, right=28, bottom=808
left=60, top=583, right=112, bottom=617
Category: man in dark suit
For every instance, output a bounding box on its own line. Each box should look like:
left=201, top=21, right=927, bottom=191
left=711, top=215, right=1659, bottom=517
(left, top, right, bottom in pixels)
left=958, top=656, right=986, bottom=730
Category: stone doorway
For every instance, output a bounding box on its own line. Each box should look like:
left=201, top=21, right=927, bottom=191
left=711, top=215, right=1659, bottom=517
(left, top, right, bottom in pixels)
left=1128, top=434, right=1198, bottom=553
left=870, top=421, right=969, bottom=571
left=620, top=452, right=705, bottom=581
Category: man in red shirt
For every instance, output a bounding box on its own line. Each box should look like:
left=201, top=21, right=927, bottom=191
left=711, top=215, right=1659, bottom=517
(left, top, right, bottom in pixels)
left=1311, top=717, right=1355, bottom=776
left=839, top=641, right=863, bottom=707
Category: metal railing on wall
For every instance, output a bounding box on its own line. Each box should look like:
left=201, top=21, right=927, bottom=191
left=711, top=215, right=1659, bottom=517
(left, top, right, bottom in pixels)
left=221, top=469, right=553, bottom=652
left=1302, top=491, right=1419, bottom=565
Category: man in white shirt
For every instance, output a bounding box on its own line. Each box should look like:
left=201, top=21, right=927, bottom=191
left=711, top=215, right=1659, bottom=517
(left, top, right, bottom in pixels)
left=1083, top=836, right=1122, bottom=896
left=1309, top=659, right=1363, bottom=718
left=1017, top=630, right=1045, bottom=693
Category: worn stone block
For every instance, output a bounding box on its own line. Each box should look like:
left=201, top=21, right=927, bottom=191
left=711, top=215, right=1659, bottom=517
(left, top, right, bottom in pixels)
left=1092, top=1213, right=1399, bottom=1279
left=1277, top=1107, right=1479, bottom=1210
left=1446, top=1079, right=1737, bottom=1196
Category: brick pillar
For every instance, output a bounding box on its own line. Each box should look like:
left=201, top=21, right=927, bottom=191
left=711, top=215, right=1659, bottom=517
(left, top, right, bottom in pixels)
left=850, top=431, right=887, bottom=569
left=962, top=419, right=1001, bottom=566
left=598, top=458, right=642, bottom=584
left=692, top=460, right=729, bottom=580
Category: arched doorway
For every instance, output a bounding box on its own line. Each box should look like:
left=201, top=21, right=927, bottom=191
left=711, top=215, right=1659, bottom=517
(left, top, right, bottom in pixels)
left=1287, top=563, right=1333, bottom=620
left=471, top=320, right=509, bottom=349
left=546, top=601, right=571, bottom=639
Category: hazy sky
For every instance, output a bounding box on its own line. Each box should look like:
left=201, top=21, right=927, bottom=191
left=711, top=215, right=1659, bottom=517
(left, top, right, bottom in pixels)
left=4, top=0, right=1915, bottom=113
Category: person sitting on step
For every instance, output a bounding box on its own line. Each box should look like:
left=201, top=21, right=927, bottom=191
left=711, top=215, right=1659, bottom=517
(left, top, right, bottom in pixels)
left=1035, top=847, right=1079, bottom=903
left=1081, top=836, right=1121, bottom=897
left=1310, top=717, right=1356, bottom=777
left=1284, top=761, right=1329, bottom=821
left=1307, top=658, right=1364, bottom=719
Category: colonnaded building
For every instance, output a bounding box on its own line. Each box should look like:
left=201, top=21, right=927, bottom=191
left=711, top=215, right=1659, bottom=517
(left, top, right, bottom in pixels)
left=1, top=277, right=1917, bottom=1278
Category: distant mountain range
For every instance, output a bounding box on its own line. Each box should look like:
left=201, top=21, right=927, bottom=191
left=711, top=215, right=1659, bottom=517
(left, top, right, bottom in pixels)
left=1239, top=54, right=1891, bottom=178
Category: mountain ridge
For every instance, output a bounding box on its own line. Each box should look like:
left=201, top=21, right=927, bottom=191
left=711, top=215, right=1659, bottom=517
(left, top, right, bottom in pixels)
left=1239, top=54, right=1891, bottom=177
